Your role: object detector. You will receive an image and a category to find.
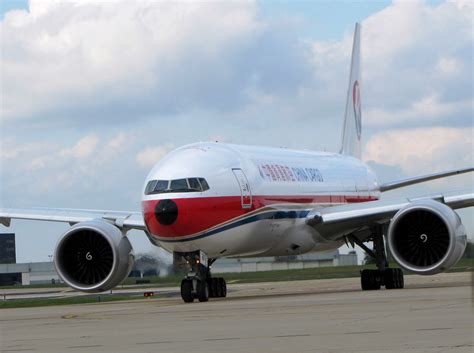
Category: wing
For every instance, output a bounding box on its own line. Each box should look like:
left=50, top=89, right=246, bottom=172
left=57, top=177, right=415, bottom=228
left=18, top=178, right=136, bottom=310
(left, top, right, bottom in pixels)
left=379, top=167, right=473, bottom=192
left=306, top=191, right=474, bottom=240
left=0, top=207, right=146, bottom=231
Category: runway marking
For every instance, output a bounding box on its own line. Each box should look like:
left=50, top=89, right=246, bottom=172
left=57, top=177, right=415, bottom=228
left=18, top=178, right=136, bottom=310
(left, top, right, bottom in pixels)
left=61, top=314, right=78, bottom=319
left=136, top=341, right=174, bottom=345
left=204, top=337, right=241, bottom=341
left=61, top=312, right=108, bottom=320
left=344, top=331, right=381, bottom=334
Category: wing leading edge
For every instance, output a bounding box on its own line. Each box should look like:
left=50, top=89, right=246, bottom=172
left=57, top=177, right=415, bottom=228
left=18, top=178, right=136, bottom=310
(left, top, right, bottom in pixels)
left=379, top=167, right=474, bottom=192
left=0, top=208, right=146, bottom=231
left=306, top=192, right=474, bottom=238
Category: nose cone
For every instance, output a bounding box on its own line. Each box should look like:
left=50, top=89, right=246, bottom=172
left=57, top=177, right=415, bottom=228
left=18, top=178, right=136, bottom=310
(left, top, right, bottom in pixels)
left=143, top=198, right=188, bottom=239
left=143, top=196, right=249, bottom=240
left=154, top=199, right=178, bottom=225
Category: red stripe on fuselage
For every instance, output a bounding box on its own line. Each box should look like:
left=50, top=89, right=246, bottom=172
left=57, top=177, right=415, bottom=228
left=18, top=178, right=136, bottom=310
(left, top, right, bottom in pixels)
left=142, top=194, right=378, bottom=239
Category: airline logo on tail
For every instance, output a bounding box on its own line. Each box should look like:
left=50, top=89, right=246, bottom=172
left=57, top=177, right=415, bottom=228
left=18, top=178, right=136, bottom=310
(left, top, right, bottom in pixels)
left=353, top=80, right=362, bottom=139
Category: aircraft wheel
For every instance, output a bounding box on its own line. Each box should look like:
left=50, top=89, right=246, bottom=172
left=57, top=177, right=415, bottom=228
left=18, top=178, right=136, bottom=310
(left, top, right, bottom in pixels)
left=219, top=278, right=227, bottom=298
left=208, top=278, right=217, bottom=298
left=361, top=269, right=381, bottom=290
left=196, top=280, right=209, bottom=302
left=397, top=269, right=404, bottom=288
left=207, top=278, right=227, bottom=298
left=384, top=268, right=396, bottom=289
left=384, top=268, right=404, bottom=289
left=213, top=278, right=221, bottom=297
left=181, top=279, right=194, bottom=303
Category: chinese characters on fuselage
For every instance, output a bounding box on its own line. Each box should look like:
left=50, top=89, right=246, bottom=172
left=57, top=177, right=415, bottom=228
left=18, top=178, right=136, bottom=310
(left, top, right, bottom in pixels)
left=257, top=163, right=324, bottom=183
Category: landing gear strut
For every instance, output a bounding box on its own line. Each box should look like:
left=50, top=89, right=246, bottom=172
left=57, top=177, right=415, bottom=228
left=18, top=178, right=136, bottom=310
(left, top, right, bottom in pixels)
left=175, top=250, right=227, bottom=303
left=348, top=227, right=404, bottom=291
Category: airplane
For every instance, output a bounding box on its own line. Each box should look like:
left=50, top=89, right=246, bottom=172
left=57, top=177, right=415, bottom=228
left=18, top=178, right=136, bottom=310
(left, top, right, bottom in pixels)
left=1, top=23, right=472, bottom=303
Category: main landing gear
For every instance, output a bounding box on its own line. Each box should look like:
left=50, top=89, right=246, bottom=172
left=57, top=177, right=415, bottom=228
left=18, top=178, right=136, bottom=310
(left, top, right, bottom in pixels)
left=347, top=228, right=404, bottom=291
left=176, top=250, right=227, bottom=303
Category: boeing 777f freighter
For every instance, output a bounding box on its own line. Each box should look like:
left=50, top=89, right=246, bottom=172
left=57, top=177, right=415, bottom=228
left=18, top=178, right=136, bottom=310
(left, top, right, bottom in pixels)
left=1, top=24, right=472, bottom=302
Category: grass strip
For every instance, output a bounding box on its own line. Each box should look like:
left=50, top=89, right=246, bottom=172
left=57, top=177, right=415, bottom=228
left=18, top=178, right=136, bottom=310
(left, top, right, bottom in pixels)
left=0, top=294, right=149, bottom=309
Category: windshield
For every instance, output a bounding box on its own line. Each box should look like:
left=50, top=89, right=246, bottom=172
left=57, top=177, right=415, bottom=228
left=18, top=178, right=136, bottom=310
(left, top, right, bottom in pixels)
left=144, top=177, right=210, bottom=195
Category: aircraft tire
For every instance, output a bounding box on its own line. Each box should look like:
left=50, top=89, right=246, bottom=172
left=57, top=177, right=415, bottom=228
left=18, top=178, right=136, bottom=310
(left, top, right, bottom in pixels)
left=384, top=268, right=404, bottom=289
left=361, top=269, right=381, bottom=290
left=207, top=278, right=227, bottom=298
left=208, top=278, right=217, bottom=298
left=196, top=280, right=209, bottom=302
left=181, top=279, right=194, bottom=303
left=396, top=269, right=404, bottom=289
left=393, top=268, right=404, bottom=289
left=219, top=278, right=227, bottom=298
left=215, top=278, right=223, bottom=297
left=384, top=268, right=396, bottom=289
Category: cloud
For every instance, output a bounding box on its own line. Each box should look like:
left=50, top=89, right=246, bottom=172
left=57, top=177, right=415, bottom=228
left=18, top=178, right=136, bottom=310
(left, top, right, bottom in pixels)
left=2, top=1, right=471, bottom=136
left=59, top=134, right=99, bottom=158
left=106, top=132, right=129, bottom=150
left=29, top=155, right=53, bottom=171
left=136, top=144, right=174, bottom=169
left=1, top=0, right=318, bottom=126
left=437, top=57, right=462, bottom=76
left=364, top=127, right=473, bottom=175
left=449, top=0, right=474, bottom=10
left=360, top=0, right=472, bottom=126
left=1, top=1, right=258, bottom=121
left=306, top=1, right=472, bottom=130
left=0, top=132, right=144, bottom=194
left=0, top=140, right=52, bottom=160
left=364, top=95, right=472, bottom=127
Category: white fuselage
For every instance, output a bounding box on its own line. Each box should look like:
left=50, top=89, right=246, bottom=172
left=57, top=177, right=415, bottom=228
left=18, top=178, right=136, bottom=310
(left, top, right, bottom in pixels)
left=141, top=142, right=380, bottom=258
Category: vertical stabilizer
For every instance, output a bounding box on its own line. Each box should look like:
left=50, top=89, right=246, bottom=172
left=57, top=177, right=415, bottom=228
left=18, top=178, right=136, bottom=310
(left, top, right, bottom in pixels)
left=340, top=23, right=362, bottom=159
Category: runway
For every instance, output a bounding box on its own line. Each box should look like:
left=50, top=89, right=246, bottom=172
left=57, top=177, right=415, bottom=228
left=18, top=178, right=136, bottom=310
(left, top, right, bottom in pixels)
left=1, top=273, right=472, bottom=353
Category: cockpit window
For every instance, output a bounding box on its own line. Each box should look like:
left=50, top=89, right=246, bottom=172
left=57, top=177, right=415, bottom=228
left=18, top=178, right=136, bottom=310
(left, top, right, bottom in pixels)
left=198, top=178, right=210, bottom=191
left=145, top=178, right=210, bottom=195
left=154, top=180, right=169, bottom=192
left=170, top=178, right=188, bottom=191
left=145, top=180, right=157, bottom=194
left=188, top=178, right=202, bottom=191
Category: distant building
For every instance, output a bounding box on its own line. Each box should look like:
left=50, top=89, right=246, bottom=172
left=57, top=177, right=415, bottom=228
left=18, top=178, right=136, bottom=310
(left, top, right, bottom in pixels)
left=0, top=233, right=16, bottom=264
left=211, top=250, right=358, bottom=274
left=0, top=262, right=61, bottom=286
left=0, top=234, right=62, bottom=286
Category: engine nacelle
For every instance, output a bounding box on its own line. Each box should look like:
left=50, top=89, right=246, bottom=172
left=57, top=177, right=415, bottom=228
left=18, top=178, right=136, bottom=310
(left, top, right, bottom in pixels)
left=54, top=220, right=134, bottom=292
left=387, top=200, right=467, bottom=275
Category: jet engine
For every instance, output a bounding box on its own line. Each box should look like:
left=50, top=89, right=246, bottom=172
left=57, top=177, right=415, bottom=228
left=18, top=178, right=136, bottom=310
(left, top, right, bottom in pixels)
left=387, top=200, right=466, bottom=275
left=54, top=220, right=134, bottom=292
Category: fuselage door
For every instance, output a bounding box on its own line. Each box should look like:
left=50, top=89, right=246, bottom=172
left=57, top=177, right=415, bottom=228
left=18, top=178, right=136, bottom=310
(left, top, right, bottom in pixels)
left=232, top=168, right=252, bottom=209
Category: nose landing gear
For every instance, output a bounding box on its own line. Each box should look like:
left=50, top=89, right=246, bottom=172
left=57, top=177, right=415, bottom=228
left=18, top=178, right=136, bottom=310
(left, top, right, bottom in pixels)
left=176, top=250, right=227, bottom=303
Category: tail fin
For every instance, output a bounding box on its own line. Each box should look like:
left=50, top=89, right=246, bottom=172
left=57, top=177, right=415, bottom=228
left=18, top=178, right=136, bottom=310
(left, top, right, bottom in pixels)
left=340, top=23, right=362, bottom=159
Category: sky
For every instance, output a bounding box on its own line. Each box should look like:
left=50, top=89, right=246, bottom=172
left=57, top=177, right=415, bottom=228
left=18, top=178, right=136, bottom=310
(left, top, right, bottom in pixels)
left=0, top=0, right=473, bottom=263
